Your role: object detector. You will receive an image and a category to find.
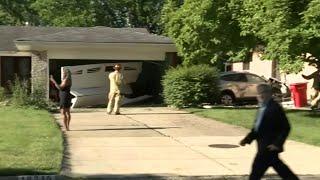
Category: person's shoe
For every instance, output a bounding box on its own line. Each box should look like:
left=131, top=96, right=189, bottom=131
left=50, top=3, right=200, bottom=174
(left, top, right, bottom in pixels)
left=115, top=112, right=121, bottom=115
left=107, top=111, right=112, bottom=115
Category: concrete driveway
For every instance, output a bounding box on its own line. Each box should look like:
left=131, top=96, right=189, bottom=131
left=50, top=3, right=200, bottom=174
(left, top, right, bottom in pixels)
left=55, top=107, right=320, bottom=179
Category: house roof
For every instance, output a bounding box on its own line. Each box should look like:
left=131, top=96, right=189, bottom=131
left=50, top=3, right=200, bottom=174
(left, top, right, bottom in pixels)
left=0, top=26, right=173, bottom=52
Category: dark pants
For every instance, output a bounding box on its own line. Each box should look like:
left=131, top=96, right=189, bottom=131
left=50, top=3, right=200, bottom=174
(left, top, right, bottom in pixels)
left=249, top=151, right=299, bottom=180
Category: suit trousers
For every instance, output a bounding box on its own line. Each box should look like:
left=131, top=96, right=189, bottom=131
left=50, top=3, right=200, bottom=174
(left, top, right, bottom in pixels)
left=249, top=150, right=299, bottom=180
left=107, top=91, right=121, bottom=114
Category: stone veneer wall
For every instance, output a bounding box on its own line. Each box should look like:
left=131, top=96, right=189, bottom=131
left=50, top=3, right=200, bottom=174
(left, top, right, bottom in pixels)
left=31, top=51, right=49, bottom=99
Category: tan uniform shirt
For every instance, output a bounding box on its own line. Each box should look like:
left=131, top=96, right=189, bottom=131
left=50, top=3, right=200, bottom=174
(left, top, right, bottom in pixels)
left=109, top=71, right=123, bottom=93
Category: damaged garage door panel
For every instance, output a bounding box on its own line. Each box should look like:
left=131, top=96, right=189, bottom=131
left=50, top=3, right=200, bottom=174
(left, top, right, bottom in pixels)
left=61, top=62, right=151, bottom=108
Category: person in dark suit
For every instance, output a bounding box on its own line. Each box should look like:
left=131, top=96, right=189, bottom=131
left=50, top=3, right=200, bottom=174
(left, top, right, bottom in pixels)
left=240, top=84, right=299, bottom=180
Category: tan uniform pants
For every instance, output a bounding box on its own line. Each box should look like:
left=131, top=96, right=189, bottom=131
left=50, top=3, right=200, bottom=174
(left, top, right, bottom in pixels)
left=107, top=91, right=122, bottom=114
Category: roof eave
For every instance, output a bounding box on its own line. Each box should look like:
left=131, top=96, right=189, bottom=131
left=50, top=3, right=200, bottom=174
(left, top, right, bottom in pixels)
left=14, top=41, right=177, bottom=52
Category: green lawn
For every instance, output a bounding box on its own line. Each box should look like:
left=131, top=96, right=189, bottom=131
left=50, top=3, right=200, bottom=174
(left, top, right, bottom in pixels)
left=188, top=107, right=320, bottom=146
left=0, top=106, right=63, bottom=176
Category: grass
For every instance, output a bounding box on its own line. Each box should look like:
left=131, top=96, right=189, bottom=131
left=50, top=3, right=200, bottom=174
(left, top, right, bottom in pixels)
left=0, top=106, right=63, bottom=176
left=188, top=107, right=320, bottom=146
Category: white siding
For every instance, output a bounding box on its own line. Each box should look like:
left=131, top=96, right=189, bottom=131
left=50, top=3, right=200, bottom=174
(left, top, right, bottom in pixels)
left=232, top=52, right=273, bottom=79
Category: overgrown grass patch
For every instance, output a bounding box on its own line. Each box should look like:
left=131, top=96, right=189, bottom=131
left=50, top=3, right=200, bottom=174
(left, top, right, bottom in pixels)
left=0, top=106, right=63, bottom=176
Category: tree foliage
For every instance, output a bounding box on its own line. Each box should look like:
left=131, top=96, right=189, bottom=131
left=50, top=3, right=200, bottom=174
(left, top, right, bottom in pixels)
left=299, top=0, right=320, bottom=69
left=237, top=0, right=319, bottom=73
left=0, top=0, right=165, bottom=33
left=123, top=0, right=164, bottom=34
left=0, top=0, right=39, bottom=25
left=162, top=0, right=253, bottom=66
left=162, top=0, right=320, bottom=72
left=31, top=0, right=96, bottom=27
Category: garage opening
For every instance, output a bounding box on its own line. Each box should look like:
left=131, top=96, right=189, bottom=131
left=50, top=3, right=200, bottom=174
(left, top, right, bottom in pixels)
left=49, top=59, right=165, bottom=107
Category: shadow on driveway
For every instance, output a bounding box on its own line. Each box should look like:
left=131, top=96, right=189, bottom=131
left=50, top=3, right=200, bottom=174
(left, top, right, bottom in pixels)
left=70, top=127, right=180, bottom=132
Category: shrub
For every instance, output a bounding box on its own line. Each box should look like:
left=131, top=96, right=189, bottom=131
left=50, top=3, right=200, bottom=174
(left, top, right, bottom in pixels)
left=11, top=79, right=29, bottom=107
left=162, top=64, right=220, bottom=108
left=28, top=85, right=49, bottom=109
left=10, top=77, right=49, bottom=109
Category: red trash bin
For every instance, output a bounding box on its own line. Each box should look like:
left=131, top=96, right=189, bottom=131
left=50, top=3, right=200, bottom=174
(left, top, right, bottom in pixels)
left=290, top=82, right=308, bottom=107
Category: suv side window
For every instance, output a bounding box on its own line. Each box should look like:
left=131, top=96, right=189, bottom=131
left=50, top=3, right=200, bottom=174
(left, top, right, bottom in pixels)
left=246, top=74, right=266, bottom=83
left=221, top=74, right=247, bottom=82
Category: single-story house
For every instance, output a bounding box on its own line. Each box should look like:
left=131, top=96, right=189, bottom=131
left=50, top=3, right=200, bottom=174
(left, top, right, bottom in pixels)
left=229, top=51, right=317, bottom=98
left=0, top=26, right=177, bottom=106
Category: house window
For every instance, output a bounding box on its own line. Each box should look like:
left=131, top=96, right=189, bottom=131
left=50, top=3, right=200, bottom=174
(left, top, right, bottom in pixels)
left=1, top=56, right=31, bottom=88
left=243, top=62, right=250, bottom=70
left=225, top=63, right=232, bottom=72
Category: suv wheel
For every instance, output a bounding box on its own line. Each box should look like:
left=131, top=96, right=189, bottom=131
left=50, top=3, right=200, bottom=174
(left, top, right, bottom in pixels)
left=220, top=92, right=235, bottom=106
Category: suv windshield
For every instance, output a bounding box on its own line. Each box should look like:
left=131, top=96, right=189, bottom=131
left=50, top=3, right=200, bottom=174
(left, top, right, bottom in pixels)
left=246, top=74, right=266, bottom=83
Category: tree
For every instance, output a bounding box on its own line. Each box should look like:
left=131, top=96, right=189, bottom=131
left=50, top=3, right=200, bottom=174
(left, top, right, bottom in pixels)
left=125, top=0, right=165, bottom=34
left=31, top=0, right=164, bottom=33
left=161, top=0, right=253, bottom=66
left=92, top=0, right=128, bottom=28
left=0, top=0, right=39, bottom=25
left=162, top=0, right=320, bottom=73
left=300, top=0, right=320, bottom=69
left=238, top=0, right=320, bottom=73
left=31, top=0, right=96, bottom=27
left=0, top=0, right=165, bottom=34
left=94, top=0, right=165, bottom=33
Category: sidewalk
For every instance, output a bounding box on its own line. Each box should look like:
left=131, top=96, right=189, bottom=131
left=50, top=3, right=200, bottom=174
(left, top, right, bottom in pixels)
left=55, top=107, right=320, bottom=179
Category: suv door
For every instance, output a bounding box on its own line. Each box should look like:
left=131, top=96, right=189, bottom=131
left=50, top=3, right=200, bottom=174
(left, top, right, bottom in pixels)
left=245, top=74, right=267, bottom=97
left=220, top=73, right=248, bottom=98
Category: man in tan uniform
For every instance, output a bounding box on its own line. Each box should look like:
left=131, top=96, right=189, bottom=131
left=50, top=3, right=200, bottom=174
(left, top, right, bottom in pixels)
left=107, top=64, right=123, bottom=115
left=302, top=68, right=320, bottom=109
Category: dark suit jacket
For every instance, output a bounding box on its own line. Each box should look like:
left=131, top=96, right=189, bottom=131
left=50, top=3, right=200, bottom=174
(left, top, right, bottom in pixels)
left=243, top=99, right=291, bottom=152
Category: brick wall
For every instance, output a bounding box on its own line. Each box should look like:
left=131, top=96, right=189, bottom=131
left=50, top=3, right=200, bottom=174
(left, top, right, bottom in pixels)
left=31, top=51, right=49, bottom=99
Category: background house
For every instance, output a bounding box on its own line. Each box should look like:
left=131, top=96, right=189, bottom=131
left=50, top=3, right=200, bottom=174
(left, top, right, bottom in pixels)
left=231, top=51, right=317, bottom=98
left=0, top=26, right=177, bottom=104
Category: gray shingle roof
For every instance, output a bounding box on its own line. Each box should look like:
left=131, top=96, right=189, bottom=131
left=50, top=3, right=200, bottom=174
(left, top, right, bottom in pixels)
left=0, top=26, right=173, bottom=51
left=0, top=26, right=72, bottom=51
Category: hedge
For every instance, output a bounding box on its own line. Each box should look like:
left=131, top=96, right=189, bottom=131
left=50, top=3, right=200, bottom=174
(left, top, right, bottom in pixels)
left=162, top=64, right=220, bottom=108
